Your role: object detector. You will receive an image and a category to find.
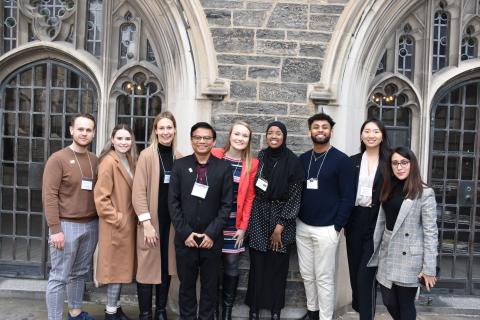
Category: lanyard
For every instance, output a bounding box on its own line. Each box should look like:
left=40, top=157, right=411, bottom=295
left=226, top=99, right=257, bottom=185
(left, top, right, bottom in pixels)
left=71, top=148, right=94, bottom=179
left=158, top=152, right=174, bottom=174
left=195, top=173, right=209, bottom=186
left=306, top=147, right=330, bottom=180
left=257, top=161, right=278, bottom=179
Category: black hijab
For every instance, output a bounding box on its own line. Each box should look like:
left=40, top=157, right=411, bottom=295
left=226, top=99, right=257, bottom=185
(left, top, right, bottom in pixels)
left=260, top=121, right=304, bottom=200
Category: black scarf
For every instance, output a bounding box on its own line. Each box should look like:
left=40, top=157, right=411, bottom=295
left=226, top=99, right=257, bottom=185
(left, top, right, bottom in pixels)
left=260, top=121, right=304, bottom=200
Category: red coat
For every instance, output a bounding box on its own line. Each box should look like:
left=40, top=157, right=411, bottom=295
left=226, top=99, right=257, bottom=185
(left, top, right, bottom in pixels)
left=211, top=148, right=259, bottom=230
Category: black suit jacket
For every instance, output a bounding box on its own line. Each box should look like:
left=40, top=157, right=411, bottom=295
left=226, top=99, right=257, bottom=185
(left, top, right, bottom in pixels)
left=351, top=152, right=383, bottom=209
left=168, top=154, right=233, bottom=251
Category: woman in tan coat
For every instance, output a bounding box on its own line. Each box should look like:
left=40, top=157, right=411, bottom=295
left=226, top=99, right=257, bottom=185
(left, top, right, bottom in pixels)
left=132, top=111, right=180, bottom=320
left=95, top=124, right=138, bottom=320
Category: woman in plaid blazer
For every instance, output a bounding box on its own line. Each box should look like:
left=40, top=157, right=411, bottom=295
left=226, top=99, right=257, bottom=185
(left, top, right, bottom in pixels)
left=368, top=146, right=438, bottom=320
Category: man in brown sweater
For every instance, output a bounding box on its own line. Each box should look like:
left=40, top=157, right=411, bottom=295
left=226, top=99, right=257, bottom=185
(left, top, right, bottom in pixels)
left=42, top=114, right=99, bottom=320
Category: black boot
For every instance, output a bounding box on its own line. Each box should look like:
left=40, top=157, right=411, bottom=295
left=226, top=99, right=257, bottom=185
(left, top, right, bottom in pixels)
left=271, top=310, right=281, bottom=320
left=222, top=275, right=239, bottom=320
left=137, top=283, right=153, bottom=320
left=298, top=310, right=319, bottom=320
left=154, top=308, right=167, bottom=320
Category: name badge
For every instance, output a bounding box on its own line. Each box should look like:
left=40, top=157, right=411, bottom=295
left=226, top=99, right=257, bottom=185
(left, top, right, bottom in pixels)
left=81, top=178, right=93, bottom=191
left=306, top=178, right=318, bottom=190
left=164, top=171, right=171, bottom=184
left=360, top=186, right=372, bottom=197
left=191, top=182, right=209, bottom=199
left=256, top=177, right=268, bottom=191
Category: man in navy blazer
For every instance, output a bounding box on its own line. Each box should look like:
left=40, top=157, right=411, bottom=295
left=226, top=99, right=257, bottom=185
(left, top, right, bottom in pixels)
left=169, top=122, right=233, bottom=320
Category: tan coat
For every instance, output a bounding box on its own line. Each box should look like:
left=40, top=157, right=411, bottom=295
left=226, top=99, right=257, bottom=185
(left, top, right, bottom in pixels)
left=94, top=151, right=136, bottom=283
left=132, top=147, right=179, bottom=284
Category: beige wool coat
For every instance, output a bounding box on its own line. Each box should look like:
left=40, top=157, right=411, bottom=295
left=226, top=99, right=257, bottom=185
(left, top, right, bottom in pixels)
left=132, top=146, right=179, bottom=284
left=94, top=151, right=136, bottom=283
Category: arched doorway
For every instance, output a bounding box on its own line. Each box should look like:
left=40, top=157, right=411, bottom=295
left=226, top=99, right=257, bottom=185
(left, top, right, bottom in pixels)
left=0, top=60, right=98, bottom=279
left=430, top=80, right=480, bottom=295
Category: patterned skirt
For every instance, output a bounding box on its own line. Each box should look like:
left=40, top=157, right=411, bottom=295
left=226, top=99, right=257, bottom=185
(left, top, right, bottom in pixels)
left=222, top=211, right=245, bottom=254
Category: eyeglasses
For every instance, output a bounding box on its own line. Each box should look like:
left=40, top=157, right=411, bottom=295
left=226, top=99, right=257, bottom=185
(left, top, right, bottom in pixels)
left=191, top=135, right=213, bottom=142
left=391, top=160, right=410, bottom=168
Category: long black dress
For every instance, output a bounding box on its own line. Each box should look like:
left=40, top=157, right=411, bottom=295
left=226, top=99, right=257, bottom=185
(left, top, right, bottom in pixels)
left=245, top=148, right=303, bottom=313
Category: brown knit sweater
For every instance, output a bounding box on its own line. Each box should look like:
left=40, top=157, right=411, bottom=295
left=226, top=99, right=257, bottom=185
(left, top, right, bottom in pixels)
left=42, top=147, right=99, bottom=234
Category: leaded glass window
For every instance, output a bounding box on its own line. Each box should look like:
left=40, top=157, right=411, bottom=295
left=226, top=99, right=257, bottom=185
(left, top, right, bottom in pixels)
left=461, top=37, right=476, bottom=61
left=3, top=0, right=17, bottom=53
left=432, top=10, right=449, bottom=72
left=368, top=84, right=412, bottom=147
left=376, top=51, right=387, bottom=76
left=116, top=73, right=162, bottom=151
left=398, top=35, right=414, bottom=80
left=86, top=0, right=102, bottom=58
left=146, top=40, right=157, bottom=65
left=119, top=22, right=136, bottom=67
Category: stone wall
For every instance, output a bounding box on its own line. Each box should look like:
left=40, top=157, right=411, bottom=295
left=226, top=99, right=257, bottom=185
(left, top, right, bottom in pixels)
left=199, top=0, right=348, bottom=152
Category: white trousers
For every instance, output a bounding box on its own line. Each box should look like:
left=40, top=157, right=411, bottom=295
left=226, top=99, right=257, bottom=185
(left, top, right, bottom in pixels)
left=296, top=219, right=340, bottom=320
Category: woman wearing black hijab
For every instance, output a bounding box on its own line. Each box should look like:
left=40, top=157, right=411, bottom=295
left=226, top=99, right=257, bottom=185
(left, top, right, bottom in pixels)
left=245, top=121, right=304, bottom=320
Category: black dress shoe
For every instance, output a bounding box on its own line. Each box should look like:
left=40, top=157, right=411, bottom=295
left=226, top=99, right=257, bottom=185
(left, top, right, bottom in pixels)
left=271, top=312, right=280, bottom=320
left=116, top=307, right=131, bottom=320
left=298, top=310, right=319, bottom=320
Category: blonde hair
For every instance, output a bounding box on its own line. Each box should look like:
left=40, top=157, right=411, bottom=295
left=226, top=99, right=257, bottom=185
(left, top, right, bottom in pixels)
left=99, top=124, right=138, bottom=171
left=148, top=111, right=177, bottom=153
left=223, top=120, right=253, bottom=174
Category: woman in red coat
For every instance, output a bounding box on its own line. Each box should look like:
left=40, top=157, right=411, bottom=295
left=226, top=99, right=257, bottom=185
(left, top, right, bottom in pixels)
left=211, top=120, right=259, bottom=320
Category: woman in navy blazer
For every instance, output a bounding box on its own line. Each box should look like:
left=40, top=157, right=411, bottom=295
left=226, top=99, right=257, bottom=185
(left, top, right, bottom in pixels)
left=346, top=119, right=390, bottom=320
left=368, top=146, right=438, bottom=320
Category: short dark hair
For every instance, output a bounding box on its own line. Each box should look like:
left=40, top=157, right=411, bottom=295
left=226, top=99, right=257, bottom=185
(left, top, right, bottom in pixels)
left=190, top=122, right=216, bottom=140
left=70, top=113, right=96, bottom=129
left=308, top=113, right=335, bottom=129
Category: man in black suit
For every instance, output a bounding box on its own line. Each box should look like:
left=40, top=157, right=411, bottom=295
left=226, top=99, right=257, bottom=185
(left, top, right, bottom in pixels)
left=169, top=122, right=233, bottom=320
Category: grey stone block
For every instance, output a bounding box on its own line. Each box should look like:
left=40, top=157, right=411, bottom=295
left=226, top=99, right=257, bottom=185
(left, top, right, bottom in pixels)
left=204, top=9, right=231, bottom=27
left=246, top=1, right=273, bottom=9
left=248, top=66, right=279, bottom=80
left=310, top=4, right=345, bottom=15
left=212, top=101, right=238, bottom=114
left=289, top=104, right=315, bottom=116
left=218, top=65, right=247, bottom=80
left=299, top=43, right=326, bottom=58
left=200, top=0, right=244, bottom=9
left=256, top=29, right=285, bottom=40
left=277, top=117, right=309, bottom=134
left=230, top=81, right=257, bottom=100
left=310, top=14, right=339, bottom=32
left=212, top=114, right=276, bottom=133
left=233, top=10, right=267, bottom=27
left=287, top=31, right=331, bottom=43
left=285, top=134, right=312, bottom=154
left=257, top=40, right=298, bottom=56
left=281, top=58, right=322, bottom=83
left=267, top=3, right=308, bottom=29
left=217, top=54, right=282, bottom=66
left=211, top=28, right=255, bottom=53
left=238, top=102, right=288, bottom=114
left=259, top=83, right=307, bottom=103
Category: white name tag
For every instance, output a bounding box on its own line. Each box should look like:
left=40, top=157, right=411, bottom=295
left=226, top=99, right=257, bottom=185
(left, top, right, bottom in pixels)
left=164, top=172, right=171, bottom=184
left=256, top=177, right=268, bottom=191
left=306, top=178, right=318, bottom=190
left=191, top=182, right=209, bottom=199
left=360, top=186, right=372, bottom=197
left=81, top=178, right=93, bottom=191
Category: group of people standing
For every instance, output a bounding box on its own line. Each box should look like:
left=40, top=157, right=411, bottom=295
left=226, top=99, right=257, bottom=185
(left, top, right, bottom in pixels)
left=42, top=111, right=438, bottom=320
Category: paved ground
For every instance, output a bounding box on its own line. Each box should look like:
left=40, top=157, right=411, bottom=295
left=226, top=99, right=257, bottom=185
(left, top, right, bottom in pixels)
left=2, top=297, right=480, bottom=320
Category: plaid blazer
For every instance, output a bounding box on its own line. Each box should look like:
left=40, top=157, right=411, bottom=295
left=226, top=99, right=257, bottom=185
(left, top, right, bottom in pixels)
left=368, top=187, right=438, bottom=285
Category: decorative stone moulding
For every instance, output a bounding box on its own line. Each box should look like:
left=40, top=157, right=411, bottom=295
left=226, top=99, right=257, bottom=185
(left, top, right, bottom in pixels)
left=309, top=85, right=336, bottom=107
left=203, top=79, right=228, bottom=101
left=20, top=0, right=76, bottom=41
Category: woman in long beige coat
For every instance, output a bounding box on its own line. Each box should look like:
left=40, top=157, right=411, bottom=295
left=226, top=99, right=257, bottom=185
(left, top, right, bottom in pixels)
left=95, top=124, right=138, bottom=320
left=132, top=111, right=180, bottom=320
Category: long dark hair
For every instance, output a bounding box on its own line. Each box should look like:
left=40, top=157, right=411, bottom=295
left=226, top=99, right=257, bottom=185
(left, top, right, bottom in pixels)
left=380, top=146, right=426, bottom=202
left=360, top=118, right=391, bottom=172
